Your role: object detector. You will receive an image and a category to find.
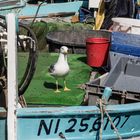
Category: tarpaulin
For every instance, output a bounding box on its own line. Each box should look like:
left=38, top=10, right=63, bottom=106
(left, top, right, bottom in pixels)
left=101, top=0, right=135, bottom=29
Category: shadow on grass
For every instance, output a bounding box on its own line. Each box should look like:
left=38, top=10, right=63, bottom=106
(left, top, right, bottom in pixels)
left=44, top=81, right=63, bottom=89
left=77, top=56, right=87, bottom=64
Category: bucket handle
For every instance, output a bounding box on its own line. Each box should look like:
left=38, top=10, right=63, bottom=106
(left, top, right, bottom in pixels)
left=118, top=25, right=132, bottom=33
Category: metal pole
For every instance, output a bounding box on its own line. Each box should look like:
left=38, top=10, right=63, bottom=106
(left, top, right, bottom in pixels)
left=7, top=13, right=17, bottom=140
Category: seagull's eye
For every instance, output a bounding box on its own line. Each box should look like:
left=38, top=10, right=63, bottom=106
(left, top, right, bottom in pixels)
left=61, top=48, right=64, bottom=52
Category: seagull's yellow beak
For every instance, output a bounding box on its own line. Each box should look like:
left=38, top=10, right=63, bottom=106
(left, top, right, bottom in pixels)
left=63, top=50, right=68, bottom=54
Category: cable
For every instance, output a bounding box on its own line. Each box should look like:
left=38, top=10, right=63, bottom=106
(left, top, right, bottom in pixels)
left=30, top=0, right=47, bottom=28
left=18, top=23, right=38, bottom=96
left=0, top=15, right=38, bottom=96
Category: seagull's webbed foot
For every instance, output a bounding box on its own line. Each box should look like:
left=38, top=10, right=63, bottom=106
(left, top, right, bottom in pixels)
left=63, top=80, right=71, bottom=92
left=55, top=89, right=61, bottom=93
left=64, top=87, right=71, bottom=91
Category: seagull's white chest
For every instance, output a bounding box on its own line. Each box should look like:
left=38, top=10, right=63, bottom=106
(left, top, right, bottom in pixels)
left=49, top=53, right=70, bottom=77
left=53, top=61, right=69, bottom=77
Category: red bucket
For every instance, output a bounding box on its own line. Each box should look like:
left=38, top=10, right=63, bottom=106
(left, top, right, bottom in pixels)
left=86, top=37, right=110, bottom=67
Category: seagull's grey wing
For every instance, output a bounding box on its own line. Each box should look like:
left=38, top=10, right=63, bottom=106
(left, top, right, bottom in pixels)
left=48, top=64, right=55, bottom=73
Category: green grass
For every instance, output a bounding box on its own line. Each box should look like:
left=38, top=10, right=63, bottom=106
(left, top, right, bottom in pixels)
left=18, top=52, right=92, bottom=106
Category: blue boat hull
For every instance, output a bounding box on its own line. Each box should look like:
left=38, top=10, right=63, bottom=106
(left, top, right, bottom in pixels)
left=16, top=103, right=140, bottom=140
left=18, top=1, right=88, bottom=18
left=1, top=95, right=140, bottom=140
left=0, top=1, right=88, bottom=18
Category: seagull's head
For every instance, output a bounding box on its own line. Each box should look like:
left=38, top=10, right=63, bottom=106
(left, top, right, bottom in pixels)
left=60, top=46, right=68, bottom=55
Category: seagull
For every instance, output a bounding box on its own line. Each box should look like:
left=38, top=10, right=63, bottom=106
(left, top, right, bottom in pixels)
left=48, top=46, right=70, bottom=93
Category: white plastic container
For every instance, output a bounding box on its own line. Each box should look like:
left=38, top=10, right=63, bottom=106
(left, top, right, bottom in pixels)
left=88, top=0, right=100, bottom=9
left=112, top=17, right=140, bottom=35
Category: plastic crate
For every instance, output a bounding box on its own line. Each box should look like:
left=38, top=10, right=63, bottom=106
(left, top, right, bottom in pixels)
left=104, top=57, right=140, bottom=93
left=85, top=73, right=140, bottom=106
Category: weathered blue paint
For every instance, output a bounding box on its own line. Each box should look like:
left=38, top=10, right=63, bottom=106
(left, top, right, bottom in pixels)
left=16, top=103, right=140, bottom=140
left=0, top=1, right=88, bottom=18
left=18, top=1, right=88, bottom=18
left=111, top=32, right=140, bottom=57
left=0, top=1, right=25, bottom=11
left=0, top=107, right=6, bottom=140
left=0, top=0, right=25, bottom=16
